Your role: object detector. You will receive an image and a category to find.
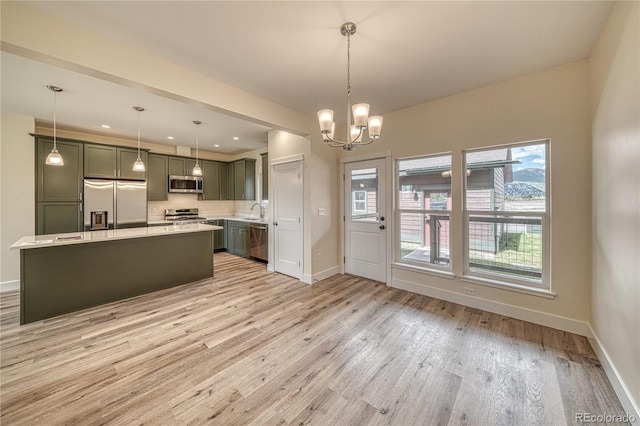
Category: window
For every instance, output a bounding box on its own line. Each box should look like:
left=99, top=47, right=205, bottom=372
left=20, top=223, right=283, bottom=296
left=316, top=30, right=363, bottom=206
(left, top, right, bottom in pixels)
left=397, top=154, right=452, bottom=269
left=351, top=168, right=378, bottom=221
left=352, top=190, right=367, bottom=214
left=464, top=140, right=549, bottom=289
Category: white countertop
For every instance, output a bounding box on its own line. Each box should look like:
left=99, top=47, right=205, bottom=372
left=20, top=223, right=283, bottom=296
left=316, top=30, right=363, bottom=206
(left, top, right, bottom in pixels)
left=148, top=217, right=269, bottom=225
left=10, top=223, right=222, bottom=251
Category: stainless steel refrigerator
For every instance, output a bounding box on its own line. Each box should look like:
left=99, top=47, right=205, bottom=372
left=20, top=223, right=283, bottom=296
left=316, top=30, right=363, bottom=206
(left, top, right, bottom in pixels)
left=84, top=179, right=147, bottom=230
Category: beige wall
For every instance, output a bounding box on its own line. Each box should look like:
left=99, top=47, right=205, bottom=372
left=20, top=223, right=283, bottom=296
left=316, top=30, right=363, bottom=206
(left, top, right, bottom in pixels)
left=1, top=113, right=35, bottom=286
left=340, top=60, right=593, bottom=330
left=590, top=1, right=639, bottom=414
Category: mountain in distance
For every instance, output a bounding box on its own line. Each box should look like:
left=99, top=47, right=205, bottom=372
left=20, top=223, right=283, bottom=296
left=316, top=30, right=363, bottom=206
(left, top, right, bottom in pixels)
left=507, top=168, right=545, bottom=199
left=513, top=168, right=545, bottom=183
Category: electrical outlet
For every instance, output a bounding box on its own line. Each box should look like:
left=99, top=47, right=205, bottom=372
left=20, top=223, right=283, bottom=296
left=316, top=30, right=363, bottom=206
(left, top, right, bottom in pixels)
left=463, top=287, right=475, bottom=296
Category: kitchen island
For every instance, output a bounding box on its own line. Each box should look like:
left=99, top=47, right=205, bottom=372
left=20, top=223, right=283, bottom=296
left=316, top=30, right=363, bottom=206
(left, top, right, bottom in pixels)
left=10, top=223, right=222, bottom=324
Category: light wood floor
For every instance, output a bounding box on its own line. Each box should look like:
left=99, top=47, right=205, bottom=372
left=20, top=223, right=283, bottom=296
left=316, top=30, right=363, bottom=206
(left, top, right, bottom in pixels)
left=1, top=252, right=627, bottom=425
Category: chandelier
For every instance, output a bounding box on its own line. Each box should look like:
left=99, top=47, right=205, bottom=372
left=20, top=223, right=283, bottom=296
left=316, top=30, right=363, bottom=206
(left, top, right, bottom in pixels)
left=317, top=22, right=383, bottom=151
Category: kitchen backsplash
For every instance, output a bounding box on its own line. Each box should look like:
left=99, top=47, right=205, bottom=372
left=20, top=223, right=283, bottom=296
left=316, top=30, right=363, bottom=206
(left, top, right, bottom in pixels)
left=148, top=194, right=269, bottom=221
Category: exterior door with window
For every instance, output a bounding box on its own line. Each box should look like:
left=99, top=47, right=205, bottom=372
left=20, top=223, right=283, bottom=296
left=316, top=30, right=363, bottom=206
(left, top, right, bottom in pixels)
left=344, top=159, right=386, bottom=282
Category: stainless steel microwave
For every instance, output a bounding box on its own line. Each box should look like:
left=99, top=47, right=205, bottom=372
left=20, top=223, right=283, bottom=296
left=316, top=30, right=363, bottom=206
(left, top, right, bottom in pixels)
left=168, top=175, right=203, bottom=193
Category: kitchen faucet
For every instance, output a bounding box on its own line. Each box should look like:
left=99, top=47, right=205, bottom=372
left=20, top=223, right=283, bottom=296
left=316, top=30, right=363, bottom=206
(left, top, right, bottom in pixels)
left=251, top=202, right=265, bottom=219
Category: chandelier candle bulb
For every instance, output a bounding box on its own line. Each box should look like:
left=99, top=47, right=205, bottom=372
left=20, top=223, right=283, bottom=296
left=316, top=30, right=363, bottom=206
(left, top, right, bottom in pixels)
left=352, top=103, right=370, bottom=127
left=318, top=110, right=334, bottom=133
left=350, top=125, right=363, bottom=143
left=368, top=116, right=383, bottom=138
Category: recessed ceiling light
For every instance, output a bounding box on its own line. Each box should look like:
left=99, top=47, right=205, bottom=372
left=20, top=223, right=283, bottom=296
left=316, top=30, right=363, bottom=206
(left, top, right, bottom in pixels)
left=101, top=124, right=110, bottom=129
left=233, top=136, right=239, bottom=140
left=167, top=136, right=174, bottom=140
left=214, top=144, right=220, bottom=148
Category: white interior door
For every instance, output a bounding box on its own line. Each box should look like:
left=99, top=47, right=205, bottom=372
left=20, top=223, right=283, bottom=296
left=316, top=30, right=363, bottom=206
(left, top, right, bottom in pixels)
left=344, top=159, right=387, bottom=282
left=273, top=160, right=303, bottom=279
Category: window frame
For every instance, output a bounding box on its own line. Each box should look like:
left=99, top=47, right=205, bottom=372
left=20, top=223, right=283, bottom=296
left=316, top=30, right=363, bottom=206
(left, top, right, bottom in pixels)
left=462, top=139, right=551, bottom=292
left=395, top=152, right=453, bottom=273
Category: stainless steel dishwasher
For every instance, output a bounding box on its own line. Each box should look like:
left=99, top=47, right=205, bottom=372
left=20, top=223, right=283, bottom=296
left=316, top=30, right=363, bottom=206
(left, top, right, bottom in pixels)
left=249, top=223, right=268, bottom=261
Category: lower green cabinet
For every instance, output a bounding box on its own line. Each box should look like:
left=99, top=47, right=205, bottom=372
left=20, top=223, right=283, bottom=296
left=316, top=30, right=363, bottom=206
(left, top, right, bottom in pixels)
left=226, top=220, right=249, bottom=257
left=208, top=219, right=226, bottom=250
left=37, top=202, right=83, bottom=235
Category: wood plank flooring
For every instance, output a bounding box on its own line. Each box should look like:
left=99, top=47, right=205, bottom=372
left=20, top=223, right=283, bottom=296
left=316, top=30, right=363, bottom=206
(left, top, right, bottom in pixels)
left=0, top=252, right=628, bottom=425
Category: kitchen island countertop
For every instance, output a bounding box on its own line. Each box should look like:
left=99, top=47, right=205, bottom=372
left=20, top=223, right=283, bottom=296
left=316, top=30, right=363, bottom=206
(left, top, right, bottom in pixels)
left=11, top=223, right=222, bottom=251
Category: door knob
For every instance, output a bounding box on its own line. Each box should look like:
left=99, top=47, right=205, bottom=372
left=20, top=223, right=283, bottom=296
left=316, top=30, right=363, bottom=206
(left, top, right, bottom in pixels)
left=274, top=222, right=278, bottom=226
left=380, top=216, right=385, bottom=221
left=379, top=225, right=385, bottom=230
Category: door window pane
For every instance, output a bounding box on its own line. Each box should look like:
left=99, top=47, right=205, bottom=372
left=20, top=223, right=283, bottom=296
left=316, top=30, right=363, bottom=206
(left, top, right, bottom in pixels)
left=351, top=168, right=378, bottom=221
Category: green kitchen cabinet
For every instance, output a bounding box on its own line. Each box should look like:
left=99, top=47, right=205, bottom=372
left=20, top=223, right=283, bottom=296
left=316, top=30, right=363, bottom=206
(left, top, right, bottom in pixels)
left=207, top=219, right=226, bottom=250
left=118, top=148, right=147, bottom=180
left=147, top=153, right=168, bottom=201
left=232, top=159, right=256, bottom=200
left=84, top=144, right=146, bottom=180
left=226, top=220, right=249, bottom=257
left=201, top=161, right=219, bottom=201
left=261, top=153, right=268, bottom=201
left=219, top=162, right=230, bottom=200
left=36, top=137, right=84, bottom=202
left=36, top=137, right=84, bottom=234
left=169, top=156, right=199, bottom=176
left=37, top=202, right=83, bottom=234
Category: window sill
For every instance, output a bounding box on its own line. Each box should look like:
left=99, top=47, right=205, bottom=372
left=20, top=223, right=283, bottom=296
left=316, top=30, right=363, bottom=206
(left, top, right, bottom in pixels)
left=460, top=275, right=556, bottom=299
left=392, top=262, right=455, bottom=280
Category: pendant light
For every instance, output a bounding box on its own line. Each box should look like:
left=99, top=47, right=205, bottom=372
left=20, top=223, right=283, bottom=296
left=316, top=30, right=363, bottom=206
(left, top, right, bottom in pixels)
left=45, top=85, right=64, bottom=166
left=132, top=106, right=146, bottom=172
left=192, top=120, right=202, bottom=176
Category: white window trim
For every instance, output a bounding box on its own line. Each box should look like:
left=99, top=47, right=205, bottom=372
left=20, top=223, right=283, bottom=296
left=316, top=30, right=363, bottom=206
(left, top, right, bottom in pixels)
left=462, top=139, right=551, bottom=292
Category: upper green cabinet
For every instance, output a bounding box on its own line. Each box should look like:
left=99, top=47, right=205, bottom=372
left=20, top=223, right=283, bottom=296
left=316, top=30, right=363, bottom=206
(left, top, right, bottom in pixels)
left=37, top=137, right=84, bottom=202
left=233, top=159, right=256, bottom=200
left=147, top=153, right=168, bottom=201
left=169, top=156, right=198, bottom=176
left=219, top=162, right=230, bottom=200
left=84, top=144, right=146, bottom=180
left=201, top=160, right=219, bottom=201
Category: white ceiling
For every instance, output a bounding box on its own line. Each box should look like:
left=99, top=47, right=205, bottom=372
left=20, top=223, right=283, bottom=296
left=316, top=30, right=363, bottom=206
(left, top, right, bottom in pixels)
left=1, top=1, right=613, bottom=153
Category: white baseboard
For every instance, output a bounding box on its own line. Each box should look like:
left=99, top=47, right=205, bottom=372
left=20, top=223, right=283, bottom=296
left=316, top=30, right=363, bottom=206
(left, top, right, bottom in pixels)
left=301, top=274, right=312, bottom=285
left=312, top=266, right=339, bottom=284
left=588, top=326, right=640, bottom=419
left=391, top=278, right=592, bottom=337
left=0, top=280, right=19, bottom=293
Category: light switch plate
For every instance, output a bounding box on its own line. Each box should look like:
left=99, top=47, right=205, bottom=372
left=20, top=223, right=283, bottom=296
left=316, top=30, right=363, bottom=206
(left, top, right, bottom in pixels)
left=318, top=208, right=326, bottom=216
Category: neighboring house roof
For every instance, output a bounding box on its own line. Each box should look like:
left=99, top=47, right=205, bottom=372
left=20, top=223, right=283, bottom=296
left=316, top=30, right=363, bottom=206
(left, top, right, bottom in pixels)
left=399, top=149, right=519, bottom=176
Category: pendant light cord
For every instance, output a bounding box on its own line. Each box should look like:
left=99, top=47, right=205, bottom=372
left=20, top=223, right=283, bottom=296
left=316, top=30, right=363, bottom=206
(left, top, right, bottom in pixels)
left=137, top=108, right=141, bottom=157
left=346, top=30, right=352, bottom=142
left=53, top=89, right=58, bottom=150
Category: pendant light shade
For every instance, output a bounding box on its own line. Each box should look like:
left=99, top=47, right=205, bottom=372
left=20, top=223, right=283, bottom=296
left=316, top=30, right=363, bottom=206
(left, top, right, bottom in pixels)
left=133, top=106, right=145, bottom=172
left=45, top=85, right=64, bottom=166
left=192, top=120, right=202, bottom=176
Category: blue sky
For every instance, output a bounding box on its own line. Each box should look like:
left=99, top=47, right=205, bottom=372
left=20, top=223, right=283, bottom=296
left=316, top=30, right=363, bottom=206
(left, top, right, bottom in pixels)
left=511, top=144, right=546, bottom=171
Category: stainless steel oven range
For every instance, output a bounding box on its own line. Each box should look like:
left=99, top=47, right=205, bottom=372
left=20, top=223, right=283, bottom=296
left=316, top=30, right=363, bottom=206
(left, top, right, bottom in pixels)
left=164, top=208, right=208, bottom=224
